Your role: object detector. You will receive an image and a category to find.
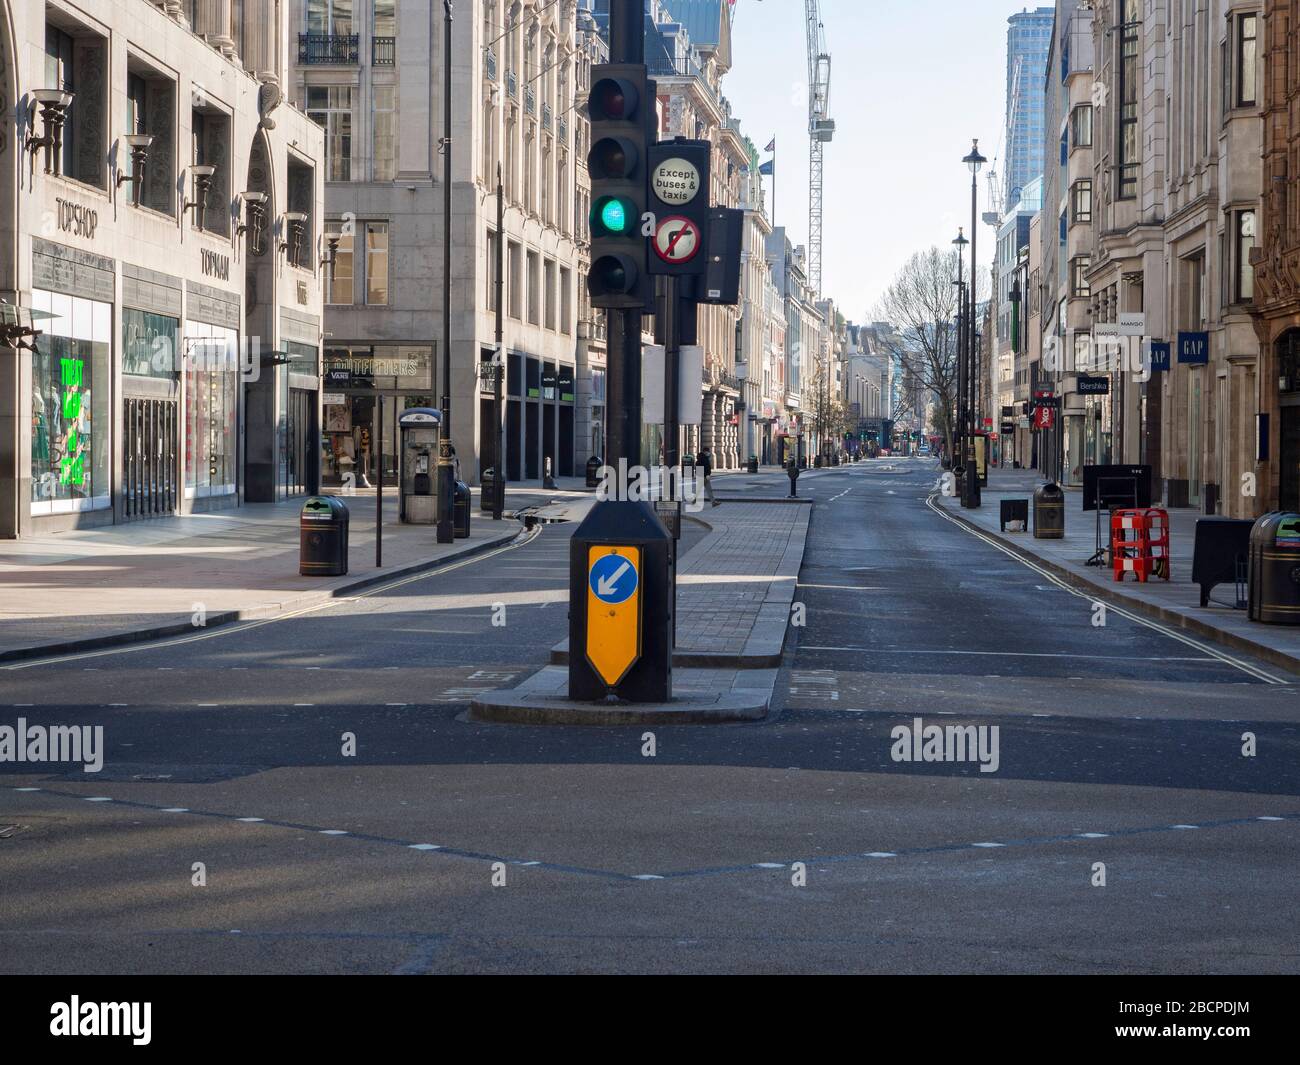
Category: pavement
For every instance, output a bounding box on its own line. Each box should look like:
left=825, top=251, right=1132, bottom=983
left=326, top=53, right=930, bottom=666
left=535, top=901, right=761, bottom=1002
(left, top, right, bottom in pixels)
left=0, top=489, right=525, bottom=662
left=934, top=466, right=1300, bottom=672
left=4, top=456, right=1299, bottom=975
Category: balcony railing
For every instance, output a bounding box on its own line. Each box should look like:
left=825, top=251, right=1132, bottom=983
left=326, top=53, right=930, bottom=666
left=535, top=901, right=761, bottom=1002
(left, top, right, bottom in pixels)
left=298, top=33, right=360, bottom=65
left=558, top=116, right=568, bottom=143
left=485, top=47, right=497, bottom=81
left=371, top=36, right=395, bottom=66
left=507, top=69, right=518, bottom=99
left=525, top=85, right=536, bottom=115
left=542, top=102, right=552, bottom=131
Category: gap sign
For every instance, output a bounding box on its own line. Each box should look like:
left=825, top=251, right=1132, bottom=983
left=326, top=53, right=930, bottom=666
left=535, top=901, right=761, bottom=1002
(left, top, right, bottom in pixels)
left=1178, top=331, right=1209, bottom=364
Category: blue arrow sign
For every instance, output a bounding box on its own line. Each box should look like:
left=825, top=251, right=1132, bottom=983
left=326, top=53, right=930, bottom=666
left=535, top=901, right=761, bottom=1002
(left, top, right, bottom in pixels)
left=589, top=553, right=639, bottom=605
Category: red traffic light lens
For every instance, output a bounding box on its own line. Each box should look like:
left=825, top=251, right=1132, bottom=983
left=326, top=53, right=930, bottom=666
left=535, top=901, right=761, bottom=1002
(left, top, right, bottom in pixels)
left=588, top=136, right=637, bottom=180
left=588, top=77, right=638, bottom=121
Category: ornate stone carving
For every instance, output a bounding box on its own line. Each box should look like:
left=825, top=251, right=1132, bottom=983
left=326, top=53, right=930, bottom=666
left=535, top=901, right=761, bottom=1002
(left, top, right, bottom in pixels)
left=258, top=78, right=282, bottom=131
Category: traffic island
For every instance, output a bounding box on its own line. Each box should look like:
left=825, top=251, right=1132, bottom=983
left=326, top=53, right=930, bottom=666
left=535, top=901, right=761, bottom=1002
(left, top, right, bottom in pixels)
left=468, top=665, right=772, bottom=725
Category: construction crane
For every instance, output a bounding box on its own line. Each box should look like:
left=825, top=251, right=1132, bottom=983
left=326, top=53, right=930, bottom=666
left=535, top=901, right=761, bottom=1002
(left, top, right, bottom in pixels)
left=805, top=0, right=833, bottom=298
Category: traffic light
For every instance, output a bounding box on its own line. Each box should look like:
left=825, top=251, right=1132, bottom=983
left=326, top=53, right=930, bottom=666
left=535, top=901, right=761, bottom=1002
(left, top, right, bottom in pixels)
left=699, top=208, right=744, bottom=305
left=586, top=64, right=655, bottom=308
left=645, top=139, right=711, bottom=277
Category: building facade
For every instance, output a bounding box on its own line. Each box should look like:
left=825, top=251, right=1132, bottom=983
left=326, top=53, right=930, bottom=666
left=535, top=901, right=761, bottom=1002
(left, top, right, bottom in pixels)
left=1004, top=7, right=1054, bottom=212
left=1, top=0, right=326, bottom=539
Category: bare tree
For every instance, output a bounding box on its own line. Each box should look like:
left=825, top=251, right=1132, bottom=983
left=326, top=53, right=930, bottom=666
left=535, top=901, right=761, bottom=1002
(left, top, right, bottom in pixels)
left=871, top=246, right=986, bottom=462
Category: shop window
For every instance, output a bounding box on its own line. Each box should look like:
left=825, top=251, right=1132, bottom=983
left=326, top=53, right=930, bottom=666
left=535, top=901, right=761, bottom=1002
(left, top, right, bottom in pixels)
left=183, top=323, right=239, bottom=497
left=124, top=308, right=180, bottom=380
left=124, top=58, right=176, bottom=214
left=43, top=16, right=108, bottom=188
left=29, top=289, right=112, bottom=513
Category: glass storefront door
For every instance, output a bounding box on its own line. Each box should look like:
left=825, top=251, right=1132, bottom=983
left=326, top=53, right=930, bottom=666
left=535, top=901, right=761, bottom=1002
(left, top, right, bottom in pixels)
left=183, top=323, right=239, bottom=500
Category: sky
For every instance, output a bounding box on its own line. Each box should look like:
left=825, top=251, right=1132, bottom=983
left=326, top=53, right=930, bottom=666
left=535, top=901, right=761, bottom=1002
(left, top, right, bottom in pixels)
left=723, top=0, right=1024, bottom=323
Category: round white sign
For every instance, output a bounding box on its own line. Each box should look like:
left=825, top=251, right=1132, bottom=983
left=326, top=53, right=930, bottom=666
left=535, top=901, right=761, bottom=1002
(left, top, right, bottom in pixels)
left=652, top=158, right=701, bottom=206
left=653, top=217, right=701, bottom=264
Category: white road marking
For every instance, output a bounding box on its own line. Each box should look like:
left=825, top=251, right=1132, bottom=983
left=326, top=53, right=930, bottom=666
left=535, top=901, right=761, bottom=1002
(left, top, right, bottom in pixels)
left=800, top=646, right=1215, bottom=662
left=633, top=874, right=665, bottom=880
left=13, top=787, right=41, bottom=792
left=1171, top=824, right=1199, bottom=830
left=926, top=494, right=1287, bottom=684
left=408, top=843, right=441, bottom=850
left=1258, top=816, right=1284, bottom=822
left=972, top=842, right=1005, bottom=848
left=320, top=830, right=348, bottom=835
left=754, top=862, right=785, bottom=868
left=865, top=852, right=897, bottom=858
left=1078, top=832, right=1109, bottom=838
left=237, top=817, right=264, bottom=823
left=85, top=797, right=112, bottom=802
left=161, top=808, right=189, bottom=813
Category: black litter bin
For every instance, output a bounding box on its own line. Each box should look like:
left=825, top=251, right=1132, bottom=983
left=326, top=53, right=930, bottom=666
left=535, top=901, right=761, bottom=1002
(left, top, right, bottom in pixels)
left=1248, top=512, right=1300, bottom=624
left=480, top=467, right=497, bottom=514
left=1033, top=482, right=1065, bottom=539
left=300, top=496, right=349, bottom=576
left=585, top=455, right=603, bottom=488
left=747, top=456, right=759, bottom=473
left=453, top=480, right=471, bottom=538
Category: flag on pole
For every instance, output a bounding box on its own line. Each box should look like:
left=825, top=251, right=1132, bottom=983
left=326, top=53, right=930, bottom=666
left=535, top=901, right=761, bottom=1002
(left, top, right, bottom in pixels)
left=764, top=137, right=776, bottom=153
left=758, top=159, right=775, bottom=176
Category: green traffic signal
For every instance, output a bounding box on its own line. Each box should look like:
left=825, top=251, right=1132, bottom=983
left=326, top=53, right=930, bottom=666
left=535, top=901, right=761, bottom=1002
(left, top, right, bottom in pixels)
left=593, top=195, right=634, bottom=237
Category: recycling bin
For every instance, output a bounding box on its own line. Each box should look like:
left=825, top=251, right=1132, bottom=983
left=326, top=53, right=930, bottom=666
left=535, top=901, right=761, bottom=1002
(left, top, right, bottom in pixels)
left=300, top=496, right=349, bottom=576
left=585, top=455, right=603, bottom=488
left=1248, top=512, right=1300, bottom=624
left=1033, top=482, right=1065, bottom=539
left=453, top=480, right=471, bottom=539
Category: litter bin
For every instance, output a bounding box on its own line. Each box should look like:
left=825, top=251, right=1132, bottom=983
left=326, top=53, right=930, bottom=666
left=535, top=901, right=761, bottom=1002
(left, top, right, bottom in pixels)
left=585, top=455, right=603, bottom=488
left=747, top=456, right=759, bottom=473
left=480, top=467, right=503, bottom=515
left=300, top=496, right=349, bottom=576
left=1033, top=482, right=1065, bottom=539
left=453, top=480, right=471, bottom=539
left=1248, top=512, right=1300, bottom=624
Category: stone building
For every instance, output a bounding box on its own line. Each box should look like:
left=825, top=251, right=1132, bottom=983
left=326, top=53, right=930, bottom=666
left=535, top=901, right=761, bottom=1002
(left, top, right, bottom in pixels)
left=293, top=0, right=591, bottom=487
left=0, top=0, right=326, bottom=538
left=1249, top=0, right=1300, bottom=511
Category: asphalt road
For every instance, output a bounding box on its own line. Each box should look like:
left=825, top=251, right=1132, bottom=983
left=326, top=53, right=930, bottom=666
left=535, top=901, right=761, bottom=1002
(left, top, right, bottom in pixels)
left=3, top=459, right=1298, bottom=974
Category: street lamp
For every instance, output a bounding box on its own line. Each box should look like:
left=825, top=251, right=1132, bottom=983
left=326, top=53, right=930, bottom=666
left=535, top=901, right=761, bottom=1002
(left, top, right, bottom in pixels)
left=952, top=228, right=968, bottom=475
left=436, top=0, right=456, bottom=543
left=961, top=139, right=986, bottom=508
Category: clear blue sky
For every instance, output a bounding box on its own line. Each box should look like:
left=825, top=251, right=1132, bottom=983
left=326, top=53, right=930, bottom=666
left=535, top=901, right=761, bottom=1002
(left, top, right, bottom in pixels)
left=725, top=0, right=1023, bottom=320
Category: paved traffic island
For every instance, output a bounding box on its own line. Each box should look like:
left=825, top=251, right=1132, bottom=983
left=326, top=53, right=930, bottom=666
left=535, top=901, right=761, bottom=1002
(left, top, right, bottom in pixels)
left=473, top=500, right=813, bottom=724
left=934, top=467, right=1300, bottom=673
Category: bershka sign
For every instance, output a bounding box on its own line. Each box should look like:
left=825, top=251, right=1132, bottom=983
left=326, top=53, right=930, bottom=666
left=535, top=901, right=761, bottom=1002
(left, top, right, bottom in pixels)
left=1077, top=374, right=1110, bottom=394
left=50, top=997, right=151, bottom=1045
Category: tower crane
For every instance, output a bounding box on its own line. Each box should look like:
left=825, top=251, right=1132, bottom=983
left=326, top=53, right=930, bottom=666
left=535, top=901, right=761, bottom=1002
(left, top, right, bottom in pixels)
left=805, top=0, right=833, bottom=298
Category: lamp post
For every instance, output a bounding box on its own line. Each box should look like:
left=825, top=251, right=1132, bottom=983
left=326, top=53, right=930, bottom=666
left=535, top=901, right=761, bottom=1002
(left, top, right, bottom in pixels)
left=961, top=139, right=985, bottom=508
left=436, top=0, right=455, bottom=543
left=952, top=228, right=968, bottom=481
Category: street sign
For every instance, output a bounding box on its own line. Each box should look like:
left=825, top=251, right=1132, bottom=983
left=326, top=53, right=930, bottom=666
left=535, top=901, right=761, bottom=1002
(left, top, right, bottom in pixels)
left=1077, top=374, right=1110, bottom=394
left=652, top=216, right=701, bottom=264
left=322, top=393, right=345, bottom=405
left=1150, top=341, right=1171, bottom=372
left=1178, top=331, right=1209, bottom=364
left=1034, top=405, right=1056, bottom=429
left=585, top=545, right=643, bottom=686
left=650, top=157, right=702, bottom=206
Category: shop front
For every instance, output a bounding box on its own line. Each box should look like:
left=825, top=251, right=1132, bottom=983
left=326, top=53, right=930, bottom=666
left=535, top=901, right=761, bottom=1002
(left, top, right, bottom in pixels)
left=322, top=343, right=435, bottom=488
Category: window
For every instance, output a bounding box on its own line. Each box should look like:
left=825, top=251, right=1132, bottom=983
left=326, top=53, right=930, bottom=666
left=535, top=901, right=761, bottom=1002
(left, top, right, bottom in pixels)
left=29, top=290, right=111, bottom=513
left=1071, top=179, right=1092, bottom=225
left=1117, top=0, right=1139, bottom=198
left=191, top=107, right=232, bottom=235
left=372, top=83, right=396, bottom=180
left=527, top=250, right=540, bottom=325
left=1236, top=14, right=1258, bottom=108
left=44, top=22, right=108, bottom=187
left=544, top=258, right=556, bottom=330
left=325, top=219, right=354, bottom=304
left=123, top=62, right=175, bottom=213
left=508, top=241, right=522, bottom=318
left=1071, top=105, right=1092, bottom=149
left=486, top=228, right=500, bottom=312
left=559, top=266, right=572, bottom=334
left=306, top=85, right=353, bottom=181
left=374, top=0, right=395, bottom=36
left=306, top=0, right=352, bottom=34
left=1071, top=256, right=1091, bottom=299
left=1235, top=210, right=1255, bottom=303
left=365, top=221, right=389, bottom=305
left=183, top=322, right=239, bottom=498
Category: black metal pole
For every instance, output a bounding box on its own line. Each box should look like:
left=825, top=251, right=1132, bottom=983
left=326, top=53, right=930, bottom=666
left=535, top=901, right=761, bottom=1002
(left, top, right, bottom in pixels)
left=436, top=0, right=455, bottom=542
left=376, top=395, right=383, bottom=568
left=966, top=163, right=981, bottom=507
left=610, top=0, right=644, bottom=64
left=494, top=162, right=505, bottom=519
